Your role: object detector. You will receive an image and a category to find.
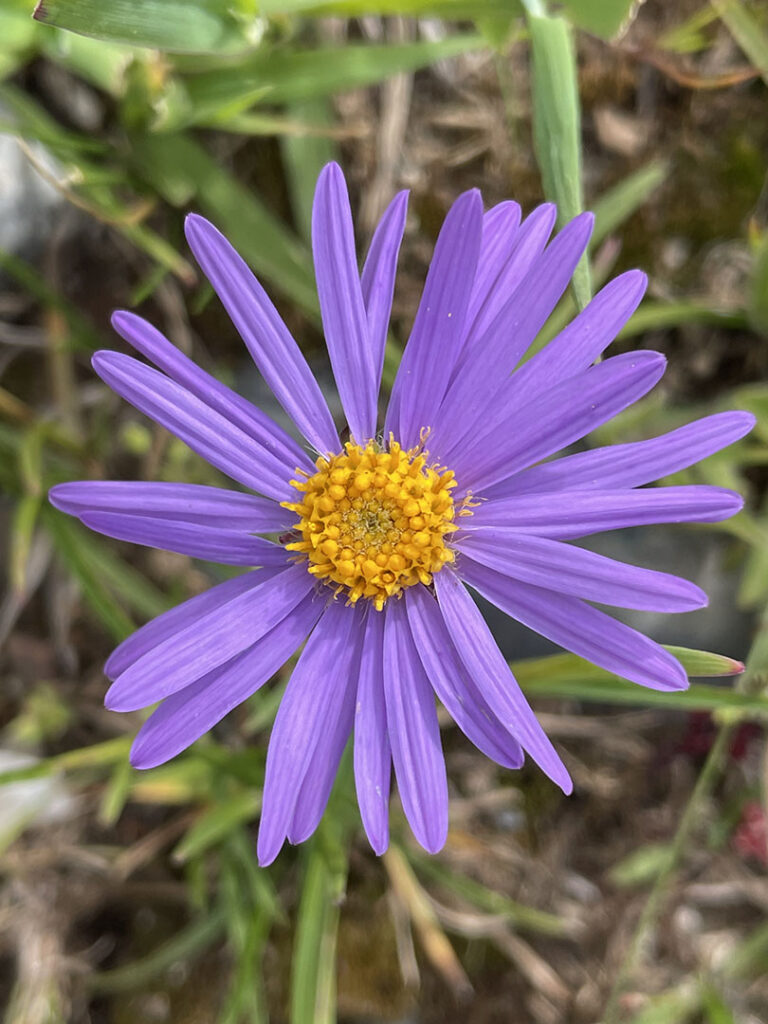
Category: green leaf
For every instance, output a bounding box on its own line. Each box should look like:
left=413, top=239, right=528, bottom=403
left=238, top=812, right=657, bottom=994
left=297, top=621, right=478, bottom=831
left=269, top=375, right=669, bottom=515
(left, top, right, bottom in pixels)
left=130, top=132, right=318, bottom=313
left=619, top=300, right=748, bottom=339
left=592, top=160, right=669, bottom=247
left=44, top=508, right=171, bottom=640
left=627, top=984, right=702, bottom=1024
left=0, top=737, right=130, bottom=788
left=513, top=648, right=768, bottom=715
left=260, top=0, right=516, bottom=15
left=33, top=0, right=255, bottom=55
left=0, top=6, right=37, bottom=81
left=748, top=232, right=768, bottom=336
left=183, top=35, right=483, bottom=113
left=88, top=908, right=226, bottom=994
left=0, top=81, right=106, bottom=156
left=527, top=11, right=591, bottom=308
left=40, top=28, right=137, bottom=96
left=172, top=789, right=261, bottom=863
left=9, top=495, right=41, bottom=595
left=712, top=0, right=768, bottom=87
left=560, top=0, right=640, bottom=40
left=281, top=97, right=338, bottom=242
left=700, top=984, right=736, bottom=1024
left=98, top=757, right=133, bottom=826
left=290, top=831, right=347, bottom=1024
left=610, top=843, right=675, bottom=887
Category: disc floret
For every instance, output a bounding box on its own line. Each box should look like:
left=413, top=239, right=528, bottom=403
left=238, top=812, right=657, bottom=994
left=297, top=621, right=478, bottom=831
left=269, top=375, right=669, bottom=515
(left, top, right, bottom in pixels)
left=284, top=439, right=460, bottom=609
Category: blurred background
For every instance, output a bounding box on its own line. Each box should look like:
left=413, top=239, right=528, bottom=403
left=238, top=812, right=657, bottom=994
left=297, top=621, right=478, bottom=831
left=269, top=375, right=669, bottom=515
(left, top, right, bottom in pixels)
left=1, top=1, right=768, bottom=1022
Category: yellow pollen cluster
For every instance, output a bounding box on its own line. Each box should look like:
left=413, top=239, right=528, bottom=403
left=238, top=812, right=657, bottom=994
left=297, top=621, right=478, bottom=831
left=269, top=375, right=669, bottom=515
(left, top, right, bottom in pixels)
left=283, top=440, right=460, bottom=610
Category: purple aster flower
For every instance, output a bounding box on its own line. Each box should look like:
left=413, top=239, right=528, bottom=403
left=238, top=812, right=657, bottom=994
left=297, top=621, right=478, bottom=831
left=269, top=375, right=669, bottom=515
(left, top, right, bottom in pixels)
left=50, top=163, right=753, bottom=865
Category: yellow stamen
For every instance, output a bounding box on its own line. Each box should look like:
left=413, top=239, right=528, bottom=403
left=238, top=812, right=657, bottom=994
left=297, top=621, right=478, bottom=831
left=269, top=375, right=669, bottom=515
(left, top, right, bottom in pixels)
left=284, top=439, right=465, bottom=610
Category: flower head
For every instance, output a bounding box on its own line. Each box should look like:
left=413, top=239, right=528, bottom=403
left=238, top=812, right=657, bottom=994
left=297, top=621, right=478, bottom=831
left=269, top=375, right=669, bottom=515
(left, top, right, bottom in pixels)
left=50, top=163, right=753, bottom=864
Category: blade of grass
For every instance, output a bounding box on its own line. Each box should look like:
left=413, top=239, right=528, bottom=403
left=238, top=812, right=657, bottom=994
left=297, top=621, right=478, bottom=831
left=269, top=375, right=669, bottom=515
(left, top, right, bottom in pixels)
left=172, top=789, right=261, bottom=863
left=281, top=97, right=338, bottom=242
left=290, top=828, right=347, bottom=1024
left=712, top=0, right=768, bottom=87
left=525, top=5, right=591, bottom=309
left=130, top=131, right=318, bottom=313
left=182, top=34, right=483, bottom=113
left=33, top=0, right=252, bottom=54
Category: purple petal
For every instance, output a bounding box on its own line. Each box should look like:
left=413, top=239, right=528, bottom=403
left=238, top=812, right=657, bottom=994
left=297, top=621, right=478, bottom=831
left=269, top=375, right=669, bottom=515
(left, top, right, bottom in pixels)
left=105, top=564, right=314, bottom=712
left=489, top=411, right=756, bottom=499
left=385, top=189, right=484, bottom=448
left=433, top=568, right=572, bottom=793
left=79, top=511, right=291, bottom=568
left=130, top=590, right=324, bottom=769
left=405, top=586, right=524, bottom=769
left=92, top=352, right=294, bottom=502
left=460, top=557, right=688, bottom=691
left=286, top=612, right=362, bottom=844
left=312, top=164, right=377, bottom=443
left=105, top=570, right=274, bottom=681
left=486, top=270, right=647, bottom=426
left=360, top=188, right=409, bottom=399
left=50, top=481, right=291, bottom=533
left=257, top=600, right=361, bottom=866
left=466, top=485, right=744, bottom=538
left=431, top=212, right=594, bottom=456
left=353, top=608, right=391, bottom=855
left=111, top=311, right=312, bottom=475
left=451, top=351, right=667, bottom=493
left=455, top=530, right=707, bottom=612
left=185, top=214, right=340, bottom=455
left=383, top=599, right=448, bottom=853
left=461, top=201, right=522, bottom=344
left=459, top=203, right=555, bottom=366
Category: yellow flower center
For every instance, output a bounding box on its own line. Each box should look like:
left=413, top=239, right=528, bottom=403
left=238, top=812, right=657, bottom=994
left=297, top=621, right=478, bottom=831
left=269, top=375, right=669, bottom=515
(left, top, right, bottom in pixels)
left=283, top=439, right=461, bottom=610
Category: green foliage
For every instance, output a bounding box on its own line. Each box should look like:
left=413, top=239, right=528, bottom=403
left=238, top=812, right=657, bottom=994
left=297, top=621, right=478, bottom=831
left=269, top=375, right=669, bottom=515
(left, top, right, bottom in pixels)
left=34, top=0, right=259, bottom=54
left=2, top=2, right=768, bottom=1021
left=559, top=0, right=639, bottom=40
left=527, top=9, right=592, bottom=308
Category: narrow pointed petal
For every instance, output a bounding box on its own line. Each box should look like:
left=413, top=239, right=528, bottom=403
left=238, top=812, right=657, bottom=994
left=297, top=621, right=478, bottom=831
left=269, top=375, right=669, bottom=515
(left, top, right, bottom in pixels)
left=466, top=485, right=744, bottom=538
left=460, top=557, right=689, bottom=691
left=353, top=608, right=391, bottom=855
left=452, top=351, right=666, bottom=493
left=487, top=270, right=646, bottom=424
left=49, top=481, right=291, bottom=533
left=105, top=570, right=273, bottom=681
left=111, top=311, right=311, bottom=474
left=287, top=611, right=363, bottom=844
left=432, top=212, right=594, bottom=456
left=257, top=601, right=360, bottom=866
left=313, top=164, right=377, bottom=442
left=92, top=352, right=294, bottom=502
left=489, top=411, right=756, bottom=499
left=385, top=189, right=483, bottom=447
left=130, top=591, right=324, bottom=769
left=105, top=564, right=314, bottom=712
left=459, top=203, right=555, bottom=364
left=406, top=587, right=524, bottom=769
left=185, top=214, right=339, bottom=455
left=79, top=511, right=291, bottom=568
left=455, top=530, right=707, bottom=612
left=461, top=201, right=522, bottom=347
left=360, top=189, right=409, bottom=394
left=383, top=600, right=449, bottom=854
left=433, top=569, right=572, bottom=793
